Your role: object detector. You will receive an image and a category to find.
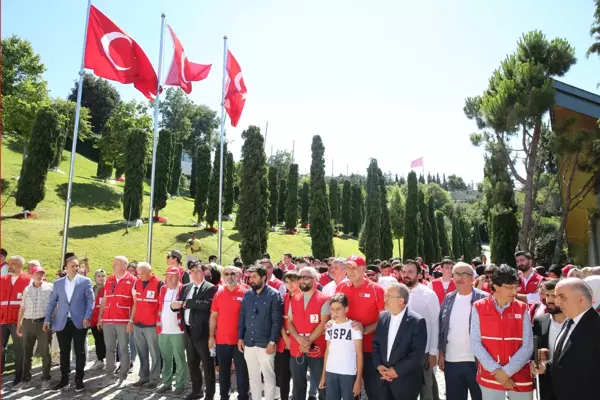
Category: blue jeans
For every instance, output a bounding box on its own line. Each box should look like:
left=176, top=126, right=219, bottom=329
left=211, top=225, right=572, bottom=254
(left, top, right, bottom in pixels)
left=216, top=344, right=249, bottom=400
left=290, top=355, right=325, bottom=400
left=444, top=361, right=482, bottom=400
left=326, top=372, right=356, bottom=400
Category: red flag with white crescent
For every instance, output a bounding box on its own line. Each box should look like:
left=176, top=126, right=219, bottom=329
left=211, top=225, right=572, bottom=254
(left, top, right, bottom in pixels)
left=83, top=5, right=158, bottom=99
left=224, top=50, right=247, bottom=127
left=164, top=25, right=212, bottom=94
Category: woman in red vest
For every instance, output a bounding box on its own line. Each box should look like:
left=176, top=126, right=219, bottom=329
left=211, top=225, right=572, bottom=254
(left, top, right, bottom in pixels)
left=90, top=269, right=107, bottom=370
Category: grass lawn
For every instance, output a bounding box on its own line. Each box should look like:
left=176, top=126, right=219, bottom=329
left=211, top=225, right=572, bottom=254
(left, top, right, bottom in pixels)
left=1, top=141, right=402, bottom=279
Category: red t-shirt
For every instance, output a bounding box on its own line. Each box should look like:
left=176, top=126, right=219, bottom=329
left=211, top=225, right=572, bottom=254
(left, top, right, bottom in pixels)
left=335, top=279, right=385, bottom=352
left=210, top=284, right=248, bottom=345
left=319, top=273, right=332, bottom=287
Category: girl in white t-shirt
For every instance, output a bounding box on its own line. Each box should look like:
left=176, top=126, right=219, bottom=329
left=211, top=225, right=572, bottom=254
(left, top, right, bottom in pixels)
left=319, top=293, right=363, bottom=400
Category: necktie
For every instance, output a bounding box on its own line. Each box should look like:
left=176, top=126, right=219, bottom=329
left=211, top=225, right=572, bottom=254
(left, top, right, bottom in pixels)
left=553, top=318, right=574, bottom=363
left=193, top=286, right=198, bottom=298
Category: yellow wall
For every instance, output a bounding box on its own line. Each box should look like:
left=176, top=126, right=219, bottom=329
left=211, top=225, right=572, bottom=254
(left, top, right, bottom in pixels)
left=553, top=106, right=598, bottom=264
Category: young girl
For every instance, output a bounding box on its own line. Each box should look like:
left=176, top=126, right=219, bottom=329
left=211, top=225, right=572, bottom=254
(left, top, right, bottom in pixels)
left=319, top=293, right=363, bottom=400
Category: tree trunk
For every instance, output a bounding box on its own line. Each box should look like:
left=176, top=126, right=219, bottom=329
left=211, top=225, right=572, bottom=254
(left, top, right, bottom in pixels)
left=398, top=238, right=402, bottom=258
left=518, top=123, right=542, bottom=252
left=552, top=201, right=570, bottom=265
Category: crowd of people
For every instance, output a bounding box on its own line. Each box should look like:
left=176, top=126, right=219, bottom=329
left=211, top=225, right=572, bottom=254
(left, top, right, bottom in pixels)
left=1, top=244, right=600, bottom=400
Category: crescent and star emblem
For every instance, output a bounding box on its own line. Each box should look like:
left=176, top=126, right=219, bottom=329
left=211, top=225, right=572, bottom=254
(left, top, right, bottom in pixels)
left=180, top=51, right=189, bottom=83
left=100, top=32, right=133, bottom=71
left=234, top=72, right=244, bottom=91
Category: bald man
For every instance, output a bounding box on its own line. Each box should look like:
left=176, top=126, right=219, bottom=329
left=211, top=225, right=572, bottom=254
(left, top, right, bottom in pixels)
left=533, top=278, right=600, bottom=400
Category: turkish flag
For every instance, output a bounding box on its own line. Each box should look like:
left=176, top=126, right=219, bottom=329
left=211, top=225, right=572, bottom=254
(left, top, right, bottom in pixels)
left=410, top=157, right=423, bottom=168
left=224, top=50, right=247, bottom=127
left=84, top=5, right=158, bottom=99
left=164, top=26, right=212, bottom=94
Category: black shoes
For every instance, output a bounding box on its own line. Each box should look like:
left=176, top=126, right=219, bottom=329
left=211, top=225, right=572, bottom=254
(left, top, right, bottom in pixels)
left=52, top=380, right=69, bottom=391
left=75, top=380, right=85, bottom=392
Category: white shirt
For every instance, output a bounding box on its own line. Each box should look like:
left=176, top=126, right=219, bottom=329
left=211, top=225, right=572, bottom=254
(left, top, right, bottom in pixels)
left=387, top=309, right=406, bottom=361
left=322, top=278, right=348, bottom=297
left=378, top=276, right=398, bottom=290
left=324, top=319, right=363, bottom=375
left=441, top=279, right=451, bottom=290
left=522, top=271, right=541, bottom=304
left=65, top=275, right=77, bottom=318
left=445, top=292, right=475, bottom=362
left=547, top=315, right=565, bottom=360
left=408, top=284, right=440, bottom=356
left=11, top=276, right=17, bottom=285
left=554, top=308, right=590, bottom=355
left=161, top=287, right=184, bottom=334
left=270, top=274, right=287, bottom=295
left=184, top=281, right=203, bottom=326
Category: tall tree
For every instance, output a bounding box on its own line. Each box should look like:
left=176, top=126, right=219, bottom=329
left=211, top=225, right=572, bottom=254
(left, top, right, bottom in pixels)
left=278, top=179, right=287, bottom=224
left=460, top=217, right=472, bottom=262
left=268, top=166, right=279, bottom=227
left=15, top=107, right=60, bottom=211
left=418, top=174, right=425, bottom=184
left=419, top=190, right=435, bottom=263
left=465, top=30, right=576, bottom=251
left=267, top=150, right=293, bottom=182
left=351, top=185, right=364, bottom=235
left=363, top=159, right=382, bottom=262
left=153, top=129, right=174, bottom=216
left=403, top=171, right=420, bottom=260
left=427, top=195, right=441, bottom=261
left=122, top=128, right=149, bottom=221
left=309, top=135, right=334, bottom=259
left=159, top=88, right=194, bottom=145
left=238, top=126, right=269, bottom=264
left=451, top=211, right=461, bottom=259
left=50, top=99, right=93, bottom=170
left=301, top=182, right=310, bottom=226
left=329, top=178, right=340, bottom=223
left=193, top=144, right=211, bottom=224
left=206, top=144, right=226, bottom=228
left=341, top=180, right=353, bottom=233
left=379, top=168, right=394, bottom=260
left=224, top=151, right=235, bottom=216
left=389, top=187, right=405, bottom=258
left=285, top=164, right=299, bottom=230
left=436, top=211, right=451, bottom=257
left=189, top=147, right=198, bottom=198
left=170, top=142, right=183, bottom=195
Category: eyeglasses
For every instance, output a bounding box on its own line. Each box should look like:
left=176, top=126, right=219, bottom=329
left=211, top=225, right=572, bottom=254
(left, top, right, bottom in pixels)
left=383, top=294, right=402, bottom=299
left=453, top=272, right=473, bottom=278
left=223, top=272, right=236, bottom=277
left=300, top=276, right=314, bottom=281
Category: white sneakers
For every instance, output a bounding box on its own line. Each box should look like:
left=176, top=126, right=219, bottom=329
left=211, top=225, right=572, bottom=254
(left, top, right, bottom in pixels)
left=90, top=360, right=105, bottom=370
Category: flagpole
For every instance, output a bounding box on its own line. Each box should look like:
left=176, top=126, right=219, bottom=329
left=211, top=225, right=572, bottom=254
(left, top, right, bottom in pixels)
left=217, top=35, right=228, bottom=265
left=147, top=13, right=166, bottom=264
left=60, top=0, right=92, bottom=267
left=264, top=121, right=269, bottom=151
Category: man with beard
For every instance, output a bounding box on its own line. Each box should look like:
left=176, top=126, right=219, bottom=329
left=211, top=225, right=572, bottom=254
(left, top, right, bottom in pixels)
left=514, top=251, right=544, bottom=306
left=287, top=266, right=330, bottom=400
left=238, top=264, right=283, bottom=400
left=400, top=260, right=440, bottom=400
left=532, top=280, right=564, bottom=400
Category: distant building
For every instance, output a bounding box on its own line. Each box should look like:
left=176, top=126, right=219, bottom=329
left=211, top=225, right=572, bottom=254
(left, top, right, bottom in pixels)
left=449, top=189, right=482, bottom=203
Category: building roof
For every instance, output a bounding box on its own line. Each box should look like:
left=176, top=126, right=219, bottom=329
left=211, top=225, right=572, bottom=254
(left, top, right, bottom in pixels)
left=553, top=80, right=600, bottom=119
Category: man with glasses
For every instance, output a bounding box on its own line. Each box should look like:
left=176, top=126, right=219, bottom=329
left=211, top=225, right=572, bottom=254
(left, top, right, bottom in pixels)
left=438, top=262, right=487, bottom=400
left=470, top=265, right=534, bottom=400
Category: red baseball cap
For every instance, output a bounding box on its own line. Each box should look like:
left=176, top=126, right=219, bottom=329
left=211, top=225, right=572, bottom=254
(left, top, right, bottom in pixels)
left=31, top=266, right=46, bottom=274
left=346, top=255, right=366, bottom=267
left=166, top=266, right=181, bottom=275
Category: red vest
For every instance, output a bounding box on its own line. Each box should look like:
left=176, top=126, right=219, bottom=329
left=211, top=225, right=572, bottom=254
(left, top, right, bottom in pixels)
left=103, top=272, right=136, bottom=324
left=430, top=278, right=456, bottom=305
left=133, top=276, right=161, bottom=325
left=289, top=291, right=329, bottom=358
left=474, top=296, right=534, bottom=392
left=91, top=286, right=104, bottom=327
left=519, top=271, right=544, bottom=295
left=277, top=292, right=292, bottom=353
left=0, top=274, right=31, bottom=324
left=156, top=283, right=184, bottom=334
left=268, top=276, right=284, bottom=292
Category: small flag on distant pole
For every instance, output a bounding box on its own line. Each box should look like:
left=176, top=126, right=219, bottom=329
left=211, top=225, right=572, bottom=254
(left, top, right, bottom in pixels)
left=410, top=157, right=423, bottom=168
left=164, top=25, right=212, bottom=94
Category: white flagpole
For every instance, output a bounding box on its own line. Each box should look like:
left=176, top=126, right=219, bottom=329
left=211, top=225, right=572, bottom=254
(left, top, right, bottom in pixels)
left=147, top=13, right=166, bottom=263
left=264, top=121, right=269, bottom=151
left=217, top=35, right=228, bottom=265
left=60, top=0, right=93, bottom=267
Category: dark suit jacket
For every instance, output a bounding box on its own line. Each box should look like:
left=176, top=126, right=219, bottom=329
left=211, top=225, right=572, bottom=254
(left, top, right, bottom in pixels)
left=372, top=308, right=427, bottom=399
left=171, top=280, right=217, bottom=339
left=532, top=313, right=557, bottom=400
left=547, top=308, right=600, bottom=400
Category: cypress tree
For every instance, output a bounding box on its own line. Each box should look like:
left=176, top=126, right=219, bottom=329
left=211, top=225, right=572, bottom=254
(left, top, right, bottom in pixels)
left=460, top=217, right=471, bottom=261
left=418, top=174, right=425, bottom=184
left=417, top=215, right=424, bottom=258
left=403, top=171, right=419, bottom=260
left=363, top=159, right=381, bottom=263
left=122, top=128, right=149, bottom=221
left=301, top=182, right=310, bottom=226
left=96, top=152, right=113, bottom=180
left=268, top=166, right=279, bottom=227
left=436, top=211, right=451, bottom=257
left=329, top=178, right=339, bottom=223
left=170, top=142, right=183, bottom=195
left=193, top=144, right=211, bottom=224
left=491, top=208, right=519, bottom=264
left=309, top=135, right=334, bottom=259
left=115, top=165, right=125, bottom=179
left=238, top=126, right=269, bottom=264
left=427, top=195, right=440, bottom=261
left=166, top=134, right=175, bottom=192
left=16, top=107, right=60, bottom=211
left=189, top=147, right=197, bottom=197
left=224, top=151, right=235, bottom=216
left=472, top=222, right=482, bottom=258
left=278, top=178, right=287, bottom=223
left=451, top=211, right=461, bottom=259
left=350, top=185, right=363, bottom=235
left=379, top=168, right=393, bottom=260
left=419, top=189, right=435, bottom=263
left=152, top=129, right=173, bottom=216
left=206, top=144, right=226, bottom=228
left=341, top=180, right=352, bottom=233
left=285, top=164, right=299, bottom=230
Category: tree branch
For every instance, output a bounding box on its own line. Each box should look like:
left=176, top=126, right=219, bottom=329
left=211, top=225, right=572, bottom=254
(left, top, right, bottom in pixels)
left=568, top=176, right=595, bottom=211
left=495, top=132, right=527, bottom=184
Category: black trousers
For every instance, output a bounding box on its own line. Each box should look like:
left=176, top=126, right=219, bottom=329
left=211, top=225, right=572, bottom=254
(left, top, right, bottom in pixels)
left=363, top=352, right=380, bottom=400
left=275, top=350, right=291, bottom=400
left=184, top=326, right=215, bottom=398
left=91, top=326, right=106, bottom=361
left=217, top=344, right=249, bottom=400
left=56, top=319, right=87, bottom=383
left=1, top=324, right=23, bottom=381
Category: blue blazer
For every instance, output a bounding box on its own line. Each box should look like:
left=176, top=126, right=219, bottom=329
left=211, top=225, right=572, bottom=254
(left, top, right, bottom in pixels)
left=45, top=274, right=94, bottom=330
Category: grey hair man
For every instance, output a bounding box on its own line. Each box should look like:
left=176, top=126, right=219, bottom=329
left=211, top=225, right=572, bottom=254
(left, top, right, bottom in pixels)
left=322, top=258, right=348, bottom=296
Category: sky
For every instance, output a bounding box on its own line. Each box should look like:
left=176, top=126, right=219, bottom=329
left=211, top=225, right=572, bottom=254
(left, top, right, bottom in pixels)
left=3, top=0, right=600, bottom=184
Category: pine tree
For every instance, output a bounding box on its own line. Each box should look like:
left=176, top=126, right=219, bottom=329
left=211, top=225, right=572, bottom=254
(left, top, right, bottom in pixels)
left=224, top=151, right=235, bottom=216
left=152, top=129, right=173, bottom=216
left=363, top=159, right=381, bottom=263
left=122, top=128, right=149, bottom=221
left=301, top=182, right=310, bottom=226
left=278, top=178, right=287, bottom=224
left=341, top=180, right=352, bottom=233
left=436, top=211, right=451, bottom=257
left=206, top=144, right=226, bottom=228
left=309, top=135, right=334, bottom=259
left=170, top=142, right=183, bottom=195
left=285, top=164, right=299, bottom=230
left=403, top=171, right=419, bottom=260
left=238, top=126, right=269, bottom=264
left=379, top=168, right=393, bottom=260
left=451, top=210, right=461, bottom=259
left=427, top=195, right=440, bottom=261
left=193, top=144, right=211, bottom=224
left=15, top=107, right=60, bottom=211
left=419, top=189, right=435, bottom=263
left=329, top=178, right=339, bottom=223
left=268, top=166, right=279, bottom=227
left=351, top=185, right=363, bottom=235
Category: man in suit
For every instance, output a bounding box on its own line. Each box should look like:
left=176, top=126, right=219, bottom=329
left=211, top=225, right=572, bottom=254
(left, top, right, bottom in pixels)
left=533, top=278, right=600, bottom=400
left=43, top=255, right=94, bottom=392
left=171, top=261, right=217, bottom=400
left=372, top=282, right=427, bottom=400
left=531, top=279, right=565, bottom=400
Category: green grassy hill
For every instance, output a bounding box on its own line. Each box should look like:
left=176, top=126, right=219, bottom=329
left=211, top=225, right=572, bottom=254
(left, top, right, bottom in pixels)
left=2, top=141, right=396, bottom=279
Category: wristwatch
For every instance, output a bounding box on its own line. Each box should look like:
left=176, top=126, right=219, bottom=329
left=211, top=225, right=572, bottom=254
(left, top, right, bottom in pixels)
left=268, top=341, right=275, bottom=346
left=129, top=319, right=134, bottom=323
